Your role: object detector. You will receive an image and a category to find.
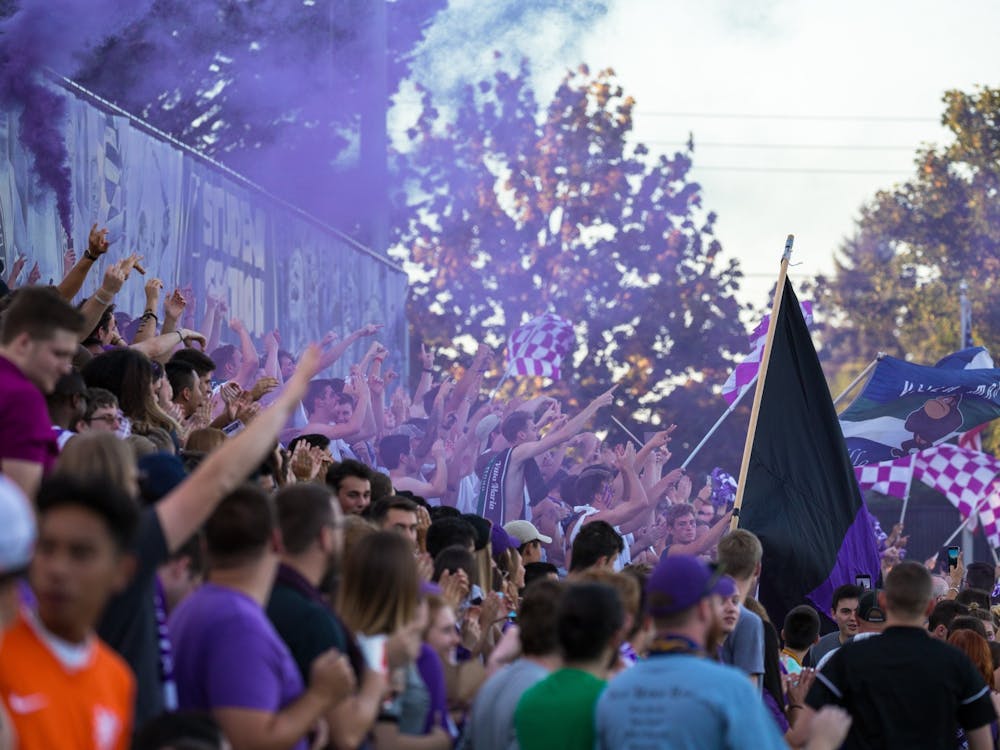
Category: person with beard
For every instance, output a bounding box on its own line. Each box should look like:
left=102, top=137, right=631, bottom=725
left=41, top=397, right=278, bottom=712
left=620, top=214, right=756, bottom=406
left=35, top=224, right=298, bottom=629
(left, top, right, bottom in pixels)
left=266, top=483, right=388, bottom=750
left=595, top=555, right=788, bottom=750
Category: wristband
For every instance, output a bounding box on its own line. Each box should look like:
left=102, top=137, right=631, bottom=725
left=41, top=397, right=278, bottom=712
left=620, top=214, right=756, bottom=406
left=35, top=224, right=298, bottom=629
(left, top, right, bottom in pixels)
left=84, top=250, right=98, bottom=262
left=94, top=290, right=113, bottom=306
left=788, top=704, right=804, bottom=710
left=176, top=330, right=185, bottom=345
left=423, top=368, right=434, bottom=373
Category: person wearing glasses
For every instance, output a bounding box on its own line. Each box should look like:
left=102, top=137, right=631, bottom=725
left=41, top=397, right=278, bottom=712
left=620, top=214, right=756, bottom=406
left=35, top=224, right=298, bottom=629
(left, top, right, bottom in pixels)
left=78, top=388, right=127, bottom=435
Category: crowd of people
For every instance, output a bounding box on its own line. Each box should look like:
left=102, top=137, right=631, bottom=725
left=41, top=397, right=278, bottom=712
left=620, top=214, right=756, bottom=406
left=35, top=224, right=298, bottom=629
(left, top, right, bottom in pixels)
left=1, top=227, right=1000, bottom=749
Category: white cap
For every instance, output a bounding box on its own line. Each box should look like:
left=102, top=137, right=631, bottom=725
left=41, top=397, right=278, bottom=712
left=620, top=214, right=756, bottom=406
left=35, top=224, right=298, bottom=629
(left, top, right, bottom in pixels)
left=504, top=520, right=552, bottom=546
left=0, top=476, right=34, bottom=574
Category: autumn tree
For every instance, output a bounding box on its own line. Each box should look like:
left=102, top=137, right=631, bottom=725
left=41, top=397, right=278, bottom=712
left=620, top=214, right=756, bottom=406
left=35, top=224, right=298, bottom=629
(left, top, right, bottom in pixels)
left=819, top=86, right=1000, bottom=451
left=819, top=87, right=1000, bottom=368
left=391, top=61, right=752, bottom=472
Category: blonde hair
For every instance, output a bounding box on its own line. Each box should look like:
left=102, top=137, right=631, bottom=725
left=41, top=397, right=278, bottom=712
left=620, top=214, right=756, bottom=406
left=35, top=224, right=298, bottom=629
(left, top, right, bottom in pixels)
left=338, top=531, right=418, bottom=636
left=185, top=428, right=227, bottom=454
left=56, top=432, right=137, bottom=497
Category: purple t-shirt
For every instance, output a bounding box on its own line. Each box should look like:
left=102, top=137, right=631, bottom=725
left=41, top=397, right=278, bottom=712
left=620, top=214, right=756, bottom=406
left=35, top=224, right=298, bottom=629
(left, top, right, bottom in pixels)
left=169, top=583, right=308, bottom=750
left=0, top=355, right=58, bottom=472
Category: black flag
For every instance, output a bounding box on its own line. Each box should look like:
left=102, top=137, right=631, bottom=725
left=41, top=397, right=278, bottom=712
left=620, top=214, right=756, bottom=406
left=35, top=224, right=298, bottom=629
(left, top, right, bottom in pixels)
left=738, top=278, right=880, bottom=624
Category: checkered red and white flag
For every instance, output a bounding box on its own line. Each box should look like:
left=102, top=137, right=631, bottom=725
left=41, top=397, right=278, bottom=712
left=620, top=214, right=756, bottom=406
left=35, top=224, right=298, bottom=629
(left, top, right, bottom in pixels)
left=914, top=445, right=1000, bottom=532
left=854, top=455, right=914, bottom=499
left=507, top=313, right=575, bottom=379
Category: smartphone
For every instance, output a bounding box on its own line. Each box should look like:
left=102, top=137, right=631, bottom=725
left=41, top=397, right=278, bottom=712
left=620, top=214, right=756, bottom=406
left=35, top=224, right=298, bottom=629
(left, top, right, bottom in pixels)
left=221, top=420, right=245, bottom=437
left=948, top=546, right=960, bottom=569
left=855, top=574, right=872, bottom=590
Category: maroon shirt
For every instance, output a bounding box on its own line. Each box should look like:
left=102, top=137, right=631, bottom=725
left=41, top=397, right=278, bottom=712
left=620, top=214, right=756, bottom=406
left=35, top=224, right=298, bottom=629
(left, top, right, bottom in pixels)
left=0, top=355, right=58, bottom=473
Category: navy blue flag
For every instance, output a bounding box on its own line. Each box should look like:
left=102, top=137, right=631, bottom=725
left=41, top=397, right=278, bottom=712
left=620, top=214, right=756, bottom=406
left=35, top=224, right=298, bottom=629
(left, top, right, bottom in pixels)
left=738, top=278, right=880, bottom=625
left=839, top=347, right=1000, bottom=466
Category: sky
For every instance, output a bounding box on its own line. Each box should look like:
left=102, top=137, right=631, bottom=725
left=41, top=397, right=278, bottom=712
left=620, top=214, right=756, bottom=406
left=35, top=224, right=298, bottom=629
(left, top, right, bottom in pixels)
left=407, top=0, right=1000, bottom=317
left=571, top=0, right=1000, bottom=313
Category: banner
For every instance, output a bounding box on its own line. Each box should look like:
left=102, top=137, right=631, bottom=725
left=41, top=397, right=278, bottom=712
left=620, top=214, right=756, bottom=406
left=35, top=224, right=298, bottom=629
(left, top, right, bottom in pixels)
left=838, top=352, right=1000, bottom=466
left=0, top=82, right=408, bottom=377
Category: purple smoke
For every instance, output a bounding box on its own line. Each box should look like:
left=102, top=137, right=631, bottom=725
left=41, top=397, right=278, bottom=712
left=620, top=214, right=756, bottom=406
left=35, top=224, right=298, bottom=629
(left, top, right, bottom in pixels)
left=0, top=0, right=155, bottom=236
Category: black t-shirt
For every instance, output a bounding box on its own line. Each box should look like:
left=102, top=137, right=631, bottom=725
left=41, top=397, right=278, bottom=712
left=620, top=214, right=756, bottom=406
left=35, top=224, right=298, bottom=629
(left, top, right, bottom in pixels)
left=97, top=507, right=169, bottom=726
left=266, top=564, right=364, bottom=683
left=806, top=626, right=996, bottom=749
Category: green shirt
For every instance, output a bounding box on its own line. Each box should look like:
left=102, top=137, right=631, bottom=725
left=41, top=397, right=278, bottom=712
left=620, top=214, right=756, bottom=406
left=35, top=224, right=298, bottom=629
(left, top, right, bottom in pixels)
left=514, top=668, right=606, bottom=750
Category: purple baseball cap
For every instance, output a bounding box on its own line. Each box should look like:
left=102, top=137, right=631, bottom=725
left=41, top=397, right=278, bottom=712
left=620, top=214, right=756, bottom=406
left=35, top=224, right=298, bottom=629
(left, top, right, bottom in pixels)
left=646, top=555, right=736, bottom=616
left=490, top=524, right=521, bottom=557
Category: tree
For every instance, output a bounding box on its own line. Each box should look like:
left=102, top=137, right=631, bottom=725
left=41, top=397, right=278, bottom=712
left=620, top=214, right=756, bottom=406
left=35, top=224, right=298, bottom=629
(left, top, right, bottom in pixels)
left=391, top=61, right=752, bottom=471
left=819, top=86, right=1000, bottom=450
left=820, top=87, right=1000, bottom=368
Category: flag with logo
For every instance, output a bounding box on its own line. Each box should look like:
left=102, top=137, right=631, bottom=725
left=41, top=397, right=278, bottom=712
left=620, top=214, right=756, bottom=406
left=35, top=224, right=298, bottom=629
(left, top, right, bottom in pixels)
left=737, top=278, right=879, bottom=625
left=721, top=302, right=813, bottom=404
left=838, top=347, right=1000, bottom=466
left=506, top=313, right=575, bottom=379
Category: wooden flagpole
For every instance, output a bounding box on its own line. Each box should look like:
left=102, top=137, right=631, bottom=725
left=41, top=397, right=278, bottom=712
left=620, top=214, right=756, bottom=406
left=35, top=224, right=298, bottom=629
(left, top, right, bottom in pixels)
left=730, top=234, right=794, bottom=531
left=831, top=353, right=884, bottom=410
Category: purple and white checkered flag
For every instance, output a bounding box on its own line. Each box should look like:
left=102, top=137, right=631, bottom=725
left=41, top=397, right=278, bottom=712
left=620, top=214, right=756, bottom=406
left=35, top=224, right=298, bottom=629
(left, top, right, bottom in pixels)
left=913, top=445, right=1000, bottom=530
left=976, top=491, right=1000, bottom=551
left=854, top=455, right=914, bottom=499
left=721, top=302, right=813, bottom=404
left=507, top=313, right=575, bottom=379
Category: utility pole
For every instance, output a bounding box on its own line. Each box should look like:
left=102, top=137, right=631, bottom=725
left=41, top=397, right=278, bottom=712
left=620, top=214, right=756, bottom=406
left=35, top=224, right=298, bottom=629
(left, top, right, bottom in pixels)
left=960, top=279, right=975, bottom=566
left=359, top=0, right=388, bottom=255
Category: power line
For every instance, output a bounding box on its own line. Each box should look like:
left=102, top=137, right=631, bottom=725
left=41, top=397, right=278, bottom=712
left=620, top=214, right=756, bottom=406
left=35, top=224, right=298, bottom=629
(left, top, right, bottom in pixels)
left=388, top=101, right=939, bottom=124
left=693, top=166, right=908, bottom=176
left=635, top=111, right=938, bottom=123
left=647, top=141, right=915, bottom=151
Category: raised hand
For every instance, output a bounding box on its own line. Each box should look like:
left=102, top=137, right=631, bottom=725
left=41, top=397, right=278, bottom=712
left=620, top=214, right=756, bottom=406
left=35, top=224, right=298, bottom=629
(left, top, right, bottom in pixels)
left=145, top=277, right=164, bottom=304
left=249, top=376, right=279, bottom=402
left=290, top=441, right=321, bottom=482
left=320, top=330, right=339, bottom=348
left=87, top=224, right=110, bottom=258
left=164, top=288, right=187, bottom=320
left=587, top=384, right=619, bottom=413
left=63, top=246, right=77, bottom=277
left=122, top=253, right=145, bottom=276
left=420, top=343, right=434, bottom=370
left=357, top=322, right=383, bottom=338
left=7, top=253, right=27, bottom=284
left=263, top=329, right=280, bottom=352
left=27, top=261, right=41, bottom=286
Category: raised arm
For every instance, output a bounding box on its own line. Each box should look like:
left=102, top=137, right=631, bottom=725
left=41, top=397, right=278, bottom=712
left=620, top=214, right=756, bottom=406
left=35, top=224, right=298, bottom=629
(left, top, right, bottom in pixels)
left=161, top=288, right=186, bottom=337
left=131, top=329, right=207, bottom=361
left=666, top=510, right=733, bottom=558
left=262, top=329, right=281, bottom=381
left=317, top=323, right=382, bottom=372
left=510, top=385, right=618, bottom=464
left=56, top=224, right=109, bottom=300
left=410, top=343, right=435, bottom=418
left=297, top=373, right=371, bottom=442
left=229, top=317, right=260, bottom=388
left=586, top=444, right=651, bottom=532
left=155, top=344, right=323, bottom=553
left=132, top=278, right=163, bottom=344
